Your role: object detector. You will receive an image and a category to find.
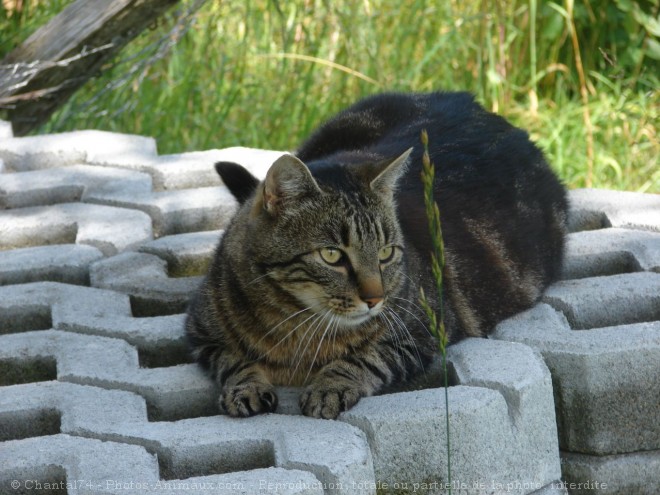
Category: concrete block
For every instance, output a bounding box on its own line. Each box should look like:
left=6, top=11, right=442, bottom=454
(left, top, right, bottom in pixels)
left=96, top=414, right=375, bottom=494
left=58, top=312, right=188, bottom=368
left=567, top=188, right=660, bottom=233
left=561, top=228, right=660, bottom=279
left=0, top=130, right=157, bottom=171
left=86, top=185, right=238, bottom=237
left=90, top=252, right=201, bottom=316
left=85, top=146, right=282, bottom=191
left=530, top=482, right=568, bottom=495
left=138, top=230, right=222, bottom=277
left=0, top=280, right=189, bottom=367
left=340, top=338, right=561, bottom=494
left=493, top=303, right=660, bottom=455
left=0, top=384, right=371, bottom=493
left=560, top=450, right=660, bottom=495
left=0, top=329, right=216, bottom=421
left=0, top=119, right=12, bottom=139
left=0, top=202, right=152, bottom=256
left=0, top=281, right=129, bottom=334
left=0, top=164, right=152, bottom=209
left=0, top=434, right=158, bottom=494
left=127, top=469, right=325, bottom=495
left=137, top=147, right=283, bottom=190
left=542, top=272, right=660, bottom=329
left=0, top=244, right=104, bottom=286
left=0, top=382, right=147, bottom=441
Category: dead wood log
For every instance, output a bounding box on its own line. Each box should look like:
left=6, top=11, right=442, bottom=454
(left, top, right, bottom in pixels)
left=0, top=0, right=181, bottom=135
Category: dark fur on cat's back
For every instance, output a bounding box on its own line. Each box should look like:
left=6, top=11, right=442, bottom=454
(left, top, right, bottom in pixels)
left=186, top=91, right=568, bottom=419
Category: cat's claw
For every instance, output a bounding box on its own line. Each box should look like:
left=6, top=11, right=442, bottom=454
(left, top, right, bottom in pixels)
left=221, top=383, right=278, bottom=417
left=299, top=385, right=361, bottom=419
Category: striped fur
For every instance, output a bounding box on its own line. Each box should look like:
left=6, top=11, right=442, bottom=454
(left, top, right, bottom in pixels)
left=186, top=91, right=568, bottom=419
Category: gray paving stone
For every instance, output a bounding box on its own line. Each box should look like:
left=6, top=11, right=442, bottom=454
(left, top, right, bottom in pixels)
left=0, top=130, right=157, bottom=171
left=0, top=281, right=129, bottom=334
left=135, top=147, right=283, bottom=190
left=0, top=281, right=187, bottom=363
left=97, top=414, right=375, bottom=494
left=0, top=329, right=215, bottom=421
left=1, top=131, right=658, bottom=494
left=0, top=383, right=372, bottom=494
left=0, top=382, right=147, bottom=440
left=58, top=312, right=188, bottom=368
left=340, top=338, right=561, bottom=494
left=0, top=244, right=104, bottom=286
left=0, top=433, right=323, bottom=495
left=493, top=303, right=660, bottom=456
left=530, top=482, right=568, bottom=495
left=0, top=164, right=152, bottom=209
left=85, top=146, right=282, bottom=191
left=560, top=450, right=660, bottom=495
left=542, top=272, right=660, bottom=329
left=0, top=434, right=158, bottom=495
left=138, top=230, right=221, bottom=277
left=561, top=228, right=660, bottom=279
left=86, top=185, right=238, bottom=237
left=128, top=469, right=325, bottom=495
left=0, top=202, right=152, bottom=256
left=0, top=119, right=12, bottom=139
left=90, top=252, right=201, bottom=316
left=567, top=188, right=660, bottom=232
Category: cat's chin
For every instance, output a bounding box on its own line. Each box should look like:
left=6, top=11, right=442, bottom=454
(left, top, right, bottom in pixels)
left=335, top=311, right=377, bottom=328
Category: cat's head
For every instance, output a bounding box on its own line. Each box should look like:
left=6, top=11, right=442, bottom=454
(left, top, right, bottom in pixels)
left=216, top=148, right=412, bottom=329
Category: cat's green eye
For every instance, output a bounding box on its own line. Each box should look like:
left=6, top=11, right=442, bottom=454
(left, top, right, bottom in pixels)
left=319, top=247, right=343, bottom=265
left=378, top=246, right=395, bottom=263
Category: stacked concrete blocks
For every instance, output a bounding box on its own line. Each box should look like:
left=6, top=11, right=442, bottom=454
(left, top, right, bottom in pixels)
left=493, top=189, right=660, bottom=494
left=2, top=124, right=656, bottom=494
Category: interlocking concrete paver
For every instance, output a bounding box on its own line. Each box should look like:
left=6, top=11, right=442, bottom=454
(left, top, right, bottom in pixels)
left=567, top=188, right=660, bottom=232
left=0, top=202, right=152, bottom=255
left=0, top=434, right=159, bottom=495
left=90, top=252, right=201, bottom=315
left=542, top=272, right=660, bottom=329
left=0, top=119, right=12, bottom=139
left=0, top=244, right=104, bottom=286
left=0, top=381, right=371, bottom=494
left=493, top=304, right=660, bottom=455
left=86, top=185, right=237, bottom=237
left=561, top=227, right=660, bottom=279
left=341, top=339, right=561, bottom=494
left=126, top=147, right=283, bottom=190
left=1, top=128, right=658, bottom=494
left=0, top=164, right=152, bottom=209
left=0, top=329, right=215, bottom=421
left=138, top=230, right=221, bottom=277
left=560, top=450, right=660, bottom=495
left=0, top=130, right=157, bottom=171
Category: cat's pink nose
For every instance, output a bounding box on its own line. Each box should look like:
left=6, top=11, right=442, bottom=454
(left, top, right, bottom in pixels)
left=361, top=294, right=383, bottom=309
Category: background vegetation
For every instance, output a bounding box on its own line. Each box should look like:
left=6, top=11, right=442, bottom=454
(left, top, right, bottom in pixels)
left=2, top=0, right=658, bottom=192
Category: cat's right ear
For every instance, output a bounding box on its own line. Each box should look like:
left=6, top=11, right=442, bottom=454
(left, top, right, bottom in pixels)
left=257, top=154, right=322, bottom=216
left=215, top=162, right=260, bottom=205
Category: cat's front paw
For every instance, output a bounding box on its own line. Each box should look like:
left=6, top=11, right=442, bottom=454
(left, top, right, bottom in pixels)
left=299, top=383, right=361, bottom=419
left=221, top=383, right=278, bottom=417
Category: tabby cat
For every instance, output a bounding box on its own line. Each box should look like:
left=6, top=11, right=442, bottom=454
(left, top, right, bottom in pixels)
left=186, top=91, right=567, bottom=419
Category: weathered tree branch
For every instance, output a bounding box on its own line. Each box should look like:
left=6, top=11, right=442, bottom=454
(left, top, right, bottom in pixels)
left=0, top=0, right=181, bottom=135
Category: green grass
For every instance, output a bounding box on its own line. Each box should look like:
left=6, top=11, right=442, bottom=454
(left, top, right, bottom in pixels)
left=2, top=0, right=658, bottom=192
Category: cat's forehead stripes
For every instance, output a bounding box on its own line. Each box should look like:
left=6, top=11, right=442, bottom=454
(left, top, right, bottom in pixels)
left=334, top=193, right=389, bottom=248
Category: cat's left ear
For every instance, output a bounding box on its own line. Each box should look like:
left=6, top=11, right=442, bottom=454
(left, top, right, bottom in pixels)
left=260, top=154, right=322, bottom=216
left=369, top=147, right=413, bottom=198
left=215, top=161, right=260, bottom=205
